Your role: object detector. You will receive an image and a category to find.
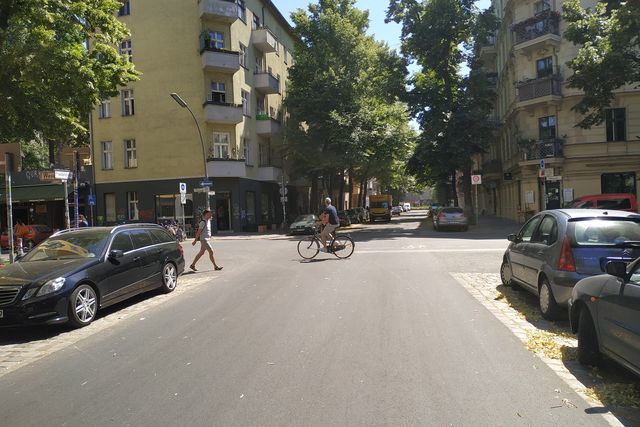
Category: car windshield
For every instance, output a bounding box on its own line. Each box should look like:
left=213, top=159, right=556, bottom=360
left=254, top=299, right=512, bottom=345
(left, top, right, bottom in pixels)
left=21, top=230, right=111, bottom=261
left=573, top=219, right=640, bottom=246
left=294, top=215, right=315, bottom=222
left=371, top=201, right=388, bottom=208
left=442, top=207, right=464, bottom=214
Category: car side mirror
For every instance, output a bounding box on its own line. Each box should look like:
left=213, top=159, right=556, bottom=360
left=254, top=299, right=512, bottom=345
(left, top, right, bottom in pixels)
left=108, top=249, right=124, bottom=260
left=606, top=261, right=627, bottom=279
left=507, top=233, right=518, bottom=243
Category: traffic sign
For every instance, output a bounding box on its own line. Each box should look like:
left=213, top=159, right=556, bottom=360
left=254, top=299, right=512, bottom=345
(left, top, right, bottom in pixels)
left=200, top=180, right=213, bottom=187
left=88, top=194, right=96, bottom=206
left=471, top=175, right=482, bottom=185
left=539, top=159, right=545, bottom=170
left=179, top=182, right=187, bottom=194
left=279, top=187, right=288, bottom=196
left=280, top=196, right=288, bottom=202
left=180, top=193, right=187, bottom=204
left=54, top=169, right=72, bottom=181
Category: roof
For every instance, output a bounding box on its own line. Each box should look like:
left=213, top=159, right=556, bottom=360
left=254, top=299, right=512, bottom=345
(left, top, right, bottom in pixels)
left=550, top=209, right=640, bottom=219
left=262, top=0, right=297, bottom=40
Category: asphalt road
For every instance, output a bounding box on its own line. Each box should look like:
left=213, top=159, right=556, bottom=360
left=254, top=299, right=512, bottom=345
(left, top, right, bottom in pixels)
left=0, top=211, right=614, bottom=426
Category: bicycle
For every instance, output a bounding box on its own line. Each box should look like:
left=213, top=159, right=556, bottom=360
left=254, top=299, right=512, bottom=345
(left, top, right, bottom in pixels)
left=297, top=225, right=355, bottom=260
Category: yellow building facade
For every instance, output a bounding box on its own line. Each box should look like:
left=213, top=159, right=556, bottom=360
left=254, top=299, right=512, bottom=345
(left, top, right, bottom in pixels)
left=478, top=0, right=640, bottom=222
left=91, top=0, right=296, bottom=232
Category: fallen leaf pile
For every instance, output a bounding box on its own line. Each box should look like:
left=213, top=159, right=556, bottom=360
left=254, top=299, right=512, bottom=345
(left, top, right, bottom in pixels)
left=524, top=330, right=576, bottom=360
left=584, top=383, right=640, bottom=408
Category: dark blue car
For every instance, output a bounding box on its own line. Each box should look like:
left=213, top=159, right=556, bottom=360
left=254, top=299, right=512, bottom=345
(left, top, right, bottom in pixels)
left=500, top=209, right=640, bottom=320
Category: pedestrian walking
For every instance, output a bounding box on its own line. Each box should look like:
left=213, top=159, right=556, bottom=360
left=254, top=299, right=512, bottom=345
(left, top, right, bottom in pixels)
left=78, top=214, right=89, bottom=227
left=189, top=209, right=223, bottom=272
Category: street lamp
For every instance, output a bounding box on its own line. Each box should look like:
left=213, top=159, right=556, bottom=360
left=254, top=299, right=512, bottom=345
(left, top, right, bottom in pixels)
left=170, top=92, right=210, bottom=210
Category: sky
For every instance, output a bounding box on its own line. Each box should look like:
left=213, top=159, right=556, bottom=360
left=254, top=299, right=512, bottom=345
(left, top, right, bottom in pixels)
left=274, top=0, right=492, bottom=54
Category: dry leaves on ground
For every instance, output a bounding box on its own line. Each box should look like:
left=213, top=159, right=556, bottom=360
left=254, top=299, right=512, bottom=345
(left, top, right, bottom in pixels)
left=584, top=383, right=640, bottom=409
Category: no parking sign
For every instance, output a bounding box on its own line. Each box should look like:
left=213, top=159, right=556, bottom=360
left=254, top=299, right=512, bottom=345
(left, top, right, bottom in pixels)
left=471, top=175, right=482, bottom=185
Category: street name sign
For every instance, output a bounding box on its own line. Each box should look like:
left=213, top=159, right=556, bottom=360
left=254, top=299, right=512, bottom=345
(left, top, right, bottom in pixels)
left=200, top=180, right=213, bottom=187
left=54, top=169, right=72, bottom=181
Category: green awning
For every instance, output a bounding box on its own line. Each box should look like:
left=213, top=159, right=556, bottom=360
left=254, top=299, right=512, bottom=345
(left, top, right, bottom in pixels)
left=0, top=184, right=69, bottom=203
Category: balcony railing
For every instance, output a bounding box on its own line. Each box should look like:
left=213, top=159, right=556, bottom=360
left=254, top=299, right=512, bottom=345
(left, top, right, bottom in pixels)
left=521, top=138, right=564, bottom=161
left=203, top=99, right=243, bottom=124
left=517, top=75, right=561, bottom=102
left=252, top=26, right=278, bottom=53
left=254, top=72, right=280, bottom=94
left=512, top=10, right=560, bottom=45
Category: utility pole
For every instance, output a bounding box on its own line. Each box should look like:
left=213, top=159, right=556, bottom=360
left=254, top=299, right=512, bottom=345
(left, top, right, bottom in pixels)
left=4, top=153, right=15, bottom=263
left=73, top=150, right=80, bottom=228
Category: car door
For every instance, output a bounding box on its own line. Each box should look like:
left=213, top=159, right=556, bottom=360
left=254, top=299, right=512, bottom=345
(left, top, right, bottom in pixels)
left=598, top=264, right=640, bottom=369
left=509, top=215, right=543, bottom=289
left=129, top=229, right=161, bottom=289
left=523, top=215, right=559, bottom=286
left=99, top=230, right=146, bottom=305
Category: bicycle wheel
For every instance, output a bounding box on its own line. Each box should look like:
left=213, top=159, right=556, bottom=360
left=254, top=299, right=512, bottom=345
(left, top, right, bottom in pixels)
left=297, top=237, right=320, bottom=259
left=332, top=235, right=354, bottom=259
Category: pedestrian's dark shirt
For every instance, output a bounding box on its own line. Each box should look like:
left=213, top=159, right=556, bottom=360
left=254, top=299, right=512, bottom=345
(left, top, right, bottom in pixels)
left=324, top=205, right=339, bottom=225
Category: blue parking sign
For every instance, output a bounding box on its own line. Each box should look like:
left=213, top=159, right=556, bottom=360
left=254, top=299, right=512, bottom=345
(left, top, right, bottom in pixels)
left=88, top=194, right=96, bottom=206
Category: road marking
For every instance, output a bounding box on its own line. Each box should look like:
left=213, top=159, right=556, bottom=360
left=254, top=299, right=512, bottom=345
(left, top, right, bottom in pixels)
left=452, top=272, right=624, bottom=427
left=358, top=248, right=505, bottom=254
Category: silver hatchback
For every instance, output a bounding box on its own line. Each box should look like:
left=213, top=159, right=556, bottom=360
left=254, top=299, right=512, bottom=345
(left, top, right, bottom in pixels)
left=500, top=209, right=640, bottom=320
left=433, top=207, right=468, bottom=231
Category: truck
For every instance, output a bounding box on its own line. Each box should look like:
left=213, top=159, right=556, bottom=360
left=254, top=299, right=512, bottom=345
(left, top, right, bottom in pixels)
left=368, top=194, right=392, bottom=222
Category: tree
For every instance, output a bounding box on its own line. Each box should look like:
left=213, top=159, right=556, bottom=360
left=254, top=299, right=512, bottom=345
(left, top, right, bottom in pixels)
left=284, top=0, right=411, bottom=211
left=0, top=0, right=139, bottom=145
left=562, top=0, right=640, bottom=128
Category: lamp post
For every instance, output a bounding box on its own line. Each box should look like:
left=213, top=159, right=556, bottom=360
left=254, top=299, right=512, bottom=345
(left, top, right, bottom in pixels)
left=170, top=92, right=210, bottom=211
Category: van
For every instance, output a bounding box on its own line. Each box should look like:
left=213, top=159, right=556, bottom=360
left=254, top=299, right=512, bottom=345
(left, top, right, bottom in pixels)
left=369, top=194, right=393, bottom=222
left=402, top=203, right=411, bottom=211
left=566, top=193, right=638, bottom=212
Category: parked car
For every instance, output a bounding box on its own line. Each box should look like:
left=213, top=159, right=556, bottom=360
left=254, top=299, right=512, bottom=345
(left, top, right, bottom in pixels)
left=391, top=206, right=402, bottom=216
left=346, top=208, right=361, bottom=224
left=403, top=203, right=411, bottom=212
left=1, top=224, right=53, bottom=250
left=500, top=209, right=640, bottom=320
left=433, top=207, right=468, bottom=231
left=288, top=214, right=320, bottom=235
left=568, top=257, right=640, bottom=376
left=352, top=207, right=369, bottom=223
left=0, top=224, right=185, bottom=328
left=337, top=211, right=352, bottom=227
left=565, top=193, right=638, bottom=213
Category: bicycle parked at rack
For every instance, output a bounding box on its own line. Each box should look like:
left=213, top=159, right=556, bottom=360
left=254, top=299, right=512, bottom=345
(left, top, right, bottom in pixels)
left=297, top=225, right=355, bottom=260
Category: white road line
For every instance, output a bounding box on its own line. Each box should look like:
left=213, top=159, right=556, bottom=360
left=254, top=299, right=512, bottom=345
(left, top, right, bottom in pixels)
left=357, top=248, right=505, bottom=254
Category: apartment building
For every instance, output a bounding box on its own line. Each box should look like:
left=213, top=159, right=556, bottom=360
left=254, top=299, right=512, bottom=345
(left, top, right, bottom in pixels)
left=91, top=0, right=297, bottom=233
left=478, top=0, right=640, bottom=222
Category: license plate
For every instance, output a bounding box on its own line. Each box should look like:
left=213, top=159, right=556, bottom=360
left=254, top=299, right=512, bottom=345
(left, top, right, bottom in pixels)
left=0, top=309, right=3, bottom=319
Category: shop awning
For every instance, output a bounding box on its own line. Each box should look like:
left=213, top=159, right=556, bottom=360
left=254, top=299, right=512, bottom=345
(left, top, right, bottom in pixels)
left=0, top=184, right=69, bottom=203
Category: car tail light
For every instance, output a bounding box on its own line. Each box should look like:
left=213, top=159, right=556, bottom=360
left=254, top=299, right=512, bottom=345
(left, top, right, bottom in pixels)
left=558, top=236, right=576, bottom=272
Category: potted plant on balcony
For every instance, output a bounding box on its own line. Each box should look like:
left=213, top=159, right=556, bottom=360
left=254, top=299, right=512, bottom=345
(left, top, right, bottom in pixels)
left=517, top=137, right=537, bottom=160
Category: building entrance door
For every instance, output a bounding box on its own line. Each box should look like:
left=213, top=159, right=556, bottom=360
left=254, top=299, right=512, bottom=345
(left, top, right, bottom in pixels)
left=545, top=180, right=561, bottom=210
left=216, top=192, right=231, bottom=231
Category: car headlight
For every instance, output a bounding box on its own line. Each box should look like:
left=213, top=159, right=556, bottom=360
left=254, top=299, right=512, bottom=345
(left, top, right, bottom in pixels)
left=21, top=288, right=38, bottom=300
left=36, top=277, right=66, bottom=297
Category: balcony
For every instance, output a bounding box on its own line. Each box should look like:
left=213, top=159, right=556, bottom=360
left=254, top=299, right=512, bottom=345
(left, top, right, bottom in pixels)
left=479, top=35, right=497, bottom=63
left=256, top=115, right=281, bottom=136
left=516, top=75, right=562, bottom=109
left=257, top=166, right=282, bottom=183
left=512, top=10, right=561, bottom=55
left=252, top=27, right=277, bottom=53
left=519, top=138, right=564, bottom=164
left=203, top=100, right=243, bottom=124
left=254, top=72, right=280, bottom=94
left=199, top=0, right=239, bottom=23
left=486, top=72, right=498, bottom=90
left=208, top=158, right=247, bottom=178
left=200, top=38, right=240, bottom=74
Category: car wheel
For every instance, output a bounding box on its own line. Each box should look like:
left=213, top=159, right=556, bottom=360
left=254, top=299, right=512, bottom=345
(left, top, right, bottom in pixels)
left=577, top=307, right=601, bottom=367
left=500, top=259, right=513, bottom=287
left=161, top=262, right=178, bottom=293
left=68, top=284, right=98, bottom=328
left=539, top=278, right=561, bottom=320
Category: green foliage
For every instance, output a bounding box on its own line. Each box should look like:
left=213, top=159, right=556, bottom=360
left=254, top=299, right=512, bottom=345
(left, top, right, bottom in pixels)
left=20, top=138, right=49, bottom=170
left=284, top=0, right=414, bottom=203
left=563, top=0, right=640, bottom=128
left=0, top=0, right=139, bottom=144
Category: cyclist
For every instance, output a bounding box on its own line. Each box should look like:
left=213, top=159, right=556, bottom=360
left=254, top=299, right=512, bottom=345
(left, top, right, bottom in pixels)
left=319, top=197, right=339, bottom=252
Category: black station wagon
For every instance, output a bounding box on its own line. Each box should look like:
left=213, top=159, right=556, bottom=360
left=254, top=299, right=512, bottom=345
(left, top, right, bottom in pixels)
left=0, top=224, right=185, bottom=328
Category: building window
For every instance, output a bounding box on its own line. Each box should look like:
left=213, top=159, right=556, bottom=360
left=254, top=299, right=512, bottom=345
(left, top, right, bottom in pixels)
left=534, top=0, right=551, bottom=14
left=105, top=193, right=116, bottom=223
left=241, top=90, right=250, bottom=116
left=244, top=138, right=252, bottom=165
left=601, top=172, right=636, bottom=194
left=284, top=48, right=288, bottom=64
left=121, top=89, right=134, bottom=116
left=238, top=0, right=246, bottom=21
left=210, top=82, right=226, bottom=103
left=120, top=39, right=132, bottom=62
left=538, top=115, right=556, bottom=140
left=213, top=132, right=230, bottom=159
left=101, top=141, right=113, bottom=170
left=259, top=142, right=270, bottom=166
left=98, top=99, right=111, bottom=119
left=275, top=40, right=280, bottom=56
left=239, top=43, right=248, bottom=68
left=255, top=51, right=265, bottom=73
left=252, top=13, right=260, bottom=30
left=208, top=31, right=224, bottom=49
left=127, top=191, right=139, bottom=221
left=605, top=108, right=626, bottom=142
left=124, top=139, right=137, bottom=168
left=118, top=0, right=130, bottom=16
left=256, top=95, right=265, bottom=116
left=536, top=56, right=553, bottom=78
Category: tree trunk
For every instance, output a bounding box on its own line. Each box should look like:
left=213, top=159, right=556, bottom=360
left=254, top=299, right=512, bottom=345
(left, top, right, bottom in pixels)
left=462, top=164, right=475, bottom=224
left=338, top=172, right=345, bottom=210
left=310, top=177, right=318, bottom=214
left=451, top=169, right=458, bottom=207
left=48, top=140, right=56, bottom=167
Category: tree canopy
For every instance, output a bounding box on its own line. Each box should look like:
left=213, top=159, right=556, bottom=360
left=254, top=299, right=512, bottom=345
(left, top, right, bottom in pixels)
left=0, top=0, right=138, bottom=144
left=563, top=0, right=640, bottom=128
